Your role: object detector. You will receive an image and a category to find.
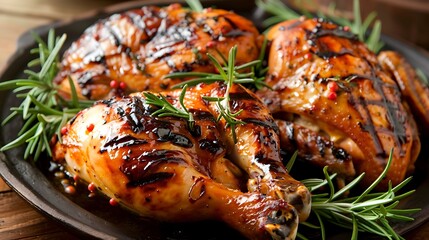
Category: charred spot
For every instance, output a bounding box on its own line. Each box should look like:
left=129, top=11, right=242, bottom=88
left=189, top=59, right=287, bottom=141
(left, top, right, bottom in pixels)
left=244, top=118, right=280, bottom=134
left=199, top=139, right=223, bottom=154
left=190, top=110, right=216, bottom=121
left=229, top=91, right=254, bottom=101
left=100, top=135, right=148, bottom=153
left=331, top=147, right=349, bottom=161
left=190, top=124, right=202, bottom=137
left=155, top=127, right=193, bottom=148
left=224, top=29, right=246, bottom=37
left=121, top=150, right=184, bottom=188
left=126, top=172, right=174, bottom=188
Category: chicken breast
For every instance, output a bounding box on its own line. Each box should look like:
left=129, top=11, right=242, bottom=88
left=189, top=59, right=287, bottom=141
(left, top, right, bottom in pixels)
left=54, top=4, right=262, bottom=100
left=256, top=18, right=421, bottom=188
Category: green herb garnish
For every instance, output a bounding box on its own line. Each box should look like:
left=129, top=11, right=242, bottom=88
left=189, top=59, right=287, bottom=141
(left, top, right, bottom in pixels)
left=165, top=45, right=269, bottom=143
left=256, top=0, right=384, bottom=53
left=0, top=30, right=94, bottom=161
left=292, top=149, right=418, bottom=240
left=144, top=84, right=195, bottom=130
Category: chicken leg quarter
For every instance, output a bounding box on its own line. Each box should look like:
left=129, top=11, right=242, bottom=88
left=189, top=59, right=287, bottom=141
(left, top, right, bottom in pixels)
left=53, top=82, right=310, bottom=239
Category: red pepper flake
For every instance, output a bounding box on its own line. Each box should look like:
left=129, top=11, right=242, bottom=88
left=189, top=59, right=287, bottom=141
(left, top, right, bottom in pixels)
left=327, top=81, right=339, bottom=92
left=206, top=41, right=216, bottom=48
left=327, top=91, right=337, bottom=100
left=304, top=53, right=312, bottom=59
left=65, top=185, right=76, bottom=195
left=109, top=198, right=118, bottom=206
left=88, top=183, right=96, bottom=192
left=343, top=26, right=350, bottom=31
left=221, top=26, right=229, bottom=35
left=60, top=126, right=68, bottom=135
left=73, top=175, right=79, bottom=182
left=86, top=123, right=95, bottom=132
left=110, top=80, right=118, bottom=88
left=119, top=81, right=127, bottom=90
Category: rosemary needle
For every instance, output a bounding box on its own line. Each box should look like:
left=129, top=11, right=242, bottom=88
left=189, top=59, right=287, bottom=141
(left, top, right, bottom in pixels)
left=292, top=150, right=419, bottom=240
left=166, top=46, right=250, bottom=143
left=144, top=85, right=195, bottom=130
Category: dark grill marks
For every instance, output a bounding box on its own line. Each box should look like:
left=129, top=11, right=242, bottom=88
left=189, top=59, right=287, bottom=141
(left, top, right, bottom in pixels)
left=199, top=139, right=222, bottom=154
left=155, top=127, right=193, bottom=148
left=350, top=93, right=386, bottom=157
left=100, top=135, right=148, bottom=153
left=243, top=118, right=280, bottom=135
left=120, top=149, right=183, bottom=187
left=314, top=49, right=354, bottom=60
left=147, top=12, right=197, bottom=61
left=305, top=20, right=357, bottom=59
left=367, top=70, right=408, bottom=151
left=302, top=18, right=408, bottom=156
left=348, top=71, right=408, bottom=156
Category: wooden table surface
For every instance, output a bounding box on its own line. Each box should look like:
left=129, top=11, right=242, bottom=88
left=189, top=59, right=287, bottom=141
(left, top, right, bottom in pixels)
left=0, top=0, right=429, bottom=239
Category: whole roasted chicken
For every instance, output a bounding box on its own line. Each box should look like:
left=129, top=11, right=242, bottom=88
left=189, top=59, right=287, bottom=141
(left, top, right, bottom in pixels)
left=256, top=18, right=427, bottom=188
left=52, top=82, right=311, bottom=240
left=54, top=4, right=262, bottom=100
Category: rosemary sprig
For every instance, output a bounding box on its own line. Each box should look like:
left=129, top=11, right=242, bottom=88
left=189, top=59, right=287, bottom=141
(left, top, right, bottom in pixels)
left=0, top=30, right=94, bottom=161
left=166, top=46, right=255, bottom=143
left=256, top=0, right=384, bottom=53
left=203, top=46, right=246, bottom=143
left=293, top=149, right=418, bottom=240
left=165, top=40, right=270, bottom=140
left=186, top=0, right=203, bottom=12
left=166, top=38, right=269, bottom=91
left=144, top=85, right=195, bottom=130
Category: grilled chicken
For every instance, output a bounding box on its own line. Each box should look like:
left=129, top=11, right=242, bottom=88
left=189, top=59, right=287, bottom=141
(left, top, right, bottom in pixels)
left=256, top=18, right=421, bottom=188
left=276, top=120, right=355, bottom=183
left=52, top=82, right=310, bottom=239
left=378, top=51, right=429, bottom=132
left=54, top=4, right=262, bottom=100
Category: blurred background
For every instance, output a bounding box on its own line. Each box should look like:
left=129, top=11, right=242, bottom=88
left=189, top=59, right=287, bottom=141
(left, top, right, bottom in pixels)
left=294, top=0, right=429, bottom=50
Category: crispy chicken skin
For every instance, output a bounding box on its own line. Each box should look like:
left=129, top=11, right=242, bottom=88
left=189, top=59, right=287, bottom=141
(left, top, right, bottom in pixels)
left=54, top=4, right=262, bottom=100
left=256, top=18, right=420, bottom=188
left=52, top=82, right=310, bottom=239
left=276, top=120, right=355, bottom=182
left=378, top=51, right=429, bottom=132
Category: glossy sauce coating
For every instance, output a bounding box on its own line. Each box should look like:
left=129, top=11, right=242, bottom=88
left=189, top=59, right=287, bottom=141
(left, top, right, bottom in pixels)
left=52, top=82, right=311, bottom=239
left=55, top=4, right=262, bottom=100
left=257, top=18, right=421, bottom=188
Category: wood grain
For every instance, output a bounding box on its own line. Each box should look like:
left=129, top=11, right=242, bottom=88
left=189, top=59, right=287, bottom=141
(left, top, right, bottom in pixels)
left=0, top=191, right=79, bottom=239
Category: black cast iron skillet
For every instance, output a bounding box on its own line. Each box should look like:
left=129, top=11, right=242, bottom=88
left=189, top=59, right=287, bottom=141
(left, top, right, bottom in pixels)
left=1, top=0, right=429, bottom=239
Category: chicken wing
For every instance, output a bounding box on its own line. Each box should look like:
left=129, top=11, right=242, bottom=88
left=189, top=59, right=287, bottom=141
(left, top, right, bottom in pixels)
left=54, top=4, right=262, bottom=100
left=257, top=18, right=420, bottom=188
left=52, top=82, right=310, bottom=239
